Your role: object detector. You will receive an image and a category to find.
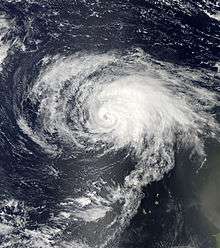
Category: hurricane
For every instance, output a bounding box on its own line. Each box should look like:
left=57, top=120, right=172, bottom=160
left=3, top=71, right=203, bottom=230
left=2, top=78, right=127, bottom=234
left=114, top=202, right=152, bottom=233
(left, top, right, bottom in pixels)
left=0, top=0, right=220, bottom=248
left=9, top=48, right=218, bottom=247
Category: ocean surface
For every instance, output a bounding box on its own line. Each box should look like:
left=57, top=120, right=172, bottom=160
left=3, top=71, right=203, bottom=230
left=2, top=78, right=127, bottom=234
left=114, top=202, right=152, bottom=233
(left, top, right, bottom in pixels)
left=0, top=1, right=219, bottom=248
